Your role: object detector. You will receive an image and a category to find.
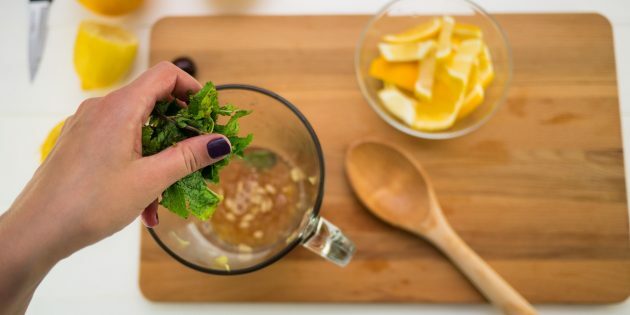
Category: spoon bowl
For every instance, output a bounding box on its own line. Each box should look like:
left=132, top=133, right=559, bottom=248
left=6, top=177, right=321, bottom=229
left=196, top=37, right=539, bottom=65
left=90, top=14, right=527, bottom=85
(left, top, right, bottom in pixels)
left=345, top=140, right=537, bottom=315
left=345, top=141, right=432, bottom=233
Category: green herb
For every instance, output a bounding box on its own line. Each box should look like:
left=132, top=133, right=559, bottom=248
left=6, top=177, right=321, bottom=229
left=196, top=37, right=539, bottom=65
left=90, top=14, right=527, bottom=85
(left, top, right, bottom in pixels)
left=141, top=81, right=253, bottom=221
left=244, top=149, right=277, bottom=170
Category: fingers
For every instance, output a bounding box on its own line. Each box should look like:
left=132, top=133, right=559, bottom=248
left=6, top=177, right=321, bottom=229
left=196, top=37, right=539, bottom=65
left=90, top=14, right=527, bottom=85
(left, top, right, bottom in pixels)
left=141, top=199, right=159, bottom=228
left=134, top=134, right=231, bottom=192
left=116, top=61, right=202, bottom=120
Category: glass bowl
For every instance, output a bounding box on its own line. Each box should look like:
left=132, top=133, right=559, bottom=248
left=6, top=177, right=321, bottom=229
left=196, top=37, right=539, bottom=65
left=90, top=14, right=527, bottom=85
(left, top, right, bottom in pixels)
left=355, top=0, right=512, bottom=139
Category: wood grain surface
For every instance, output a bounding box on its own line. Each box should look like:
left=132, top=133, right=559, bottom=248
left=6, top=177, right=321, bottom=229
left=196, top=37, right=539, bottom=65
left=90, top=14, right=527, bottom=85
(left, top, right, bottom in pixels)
left=139, top=14, right=630, bottom=303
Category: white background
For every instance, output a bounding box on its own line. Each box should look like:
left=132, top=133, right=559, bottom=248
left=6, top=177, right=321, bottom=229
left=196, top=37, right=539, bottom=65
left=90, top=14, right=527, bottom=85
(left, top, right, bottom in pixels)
left=1, top=0, right=629, bottom=314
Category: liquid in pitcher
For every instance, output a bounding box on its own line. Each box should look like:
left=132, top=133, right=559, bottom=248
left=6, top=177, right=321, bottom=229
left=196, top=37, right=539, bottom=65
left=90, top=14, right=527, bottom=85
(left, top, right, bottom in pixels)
left=196, top=147, right=307, bottom=252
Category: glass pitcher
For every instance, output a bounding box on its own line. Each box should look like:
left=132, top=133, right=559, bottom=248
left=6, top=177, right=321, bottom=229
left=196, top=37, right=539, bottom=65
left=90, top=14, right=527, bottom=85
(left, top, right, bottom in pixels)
left=148, top=84, right=355, bottom=275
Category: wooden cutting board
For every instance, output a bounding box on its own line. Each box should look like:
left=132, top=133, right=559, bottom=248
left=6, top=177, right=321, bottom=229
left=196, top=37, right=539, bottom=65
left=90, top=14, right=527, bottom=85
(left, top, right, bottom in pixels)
left=139, top=14, right=630, bottom=303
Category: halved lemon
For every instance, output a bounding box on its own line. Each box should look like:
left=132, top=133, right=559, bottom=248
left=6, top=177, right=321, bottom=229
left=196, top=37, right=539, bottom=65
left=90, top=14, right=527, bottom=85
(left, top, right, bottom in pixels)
left=378, top=40, right=435, bottom=62
left=78, top=0, right=143, bottom=16
left=378, top=85, right=417, bottom=126
left=436, top=16, right=455, bottom=59
left=74, top=21, right=138, bottom=90
left=383, top=18, right=442, bottom=43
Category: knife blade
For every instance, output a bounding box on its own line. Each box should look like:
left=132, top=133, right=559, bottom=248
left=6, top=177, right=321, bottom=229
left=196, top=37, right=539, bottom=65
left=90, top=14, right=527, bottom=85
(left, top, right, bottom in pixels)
left=28, top=0, right=52, bottom=82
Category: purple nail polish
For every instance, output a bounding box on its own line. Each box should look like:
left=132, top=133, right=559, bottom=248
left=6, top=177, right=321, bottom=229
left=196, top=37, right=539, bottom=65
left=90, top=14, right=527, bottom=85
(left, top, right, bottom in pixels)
left=207, top=137, right=230, bottom=158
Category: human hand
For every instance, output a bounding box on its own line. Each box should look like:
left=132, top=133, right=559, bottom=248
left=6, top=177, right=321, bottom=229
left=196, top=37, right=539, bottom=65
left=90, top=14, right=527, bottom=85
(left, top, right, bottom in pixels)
left=2, top=62, right=231, bottom=263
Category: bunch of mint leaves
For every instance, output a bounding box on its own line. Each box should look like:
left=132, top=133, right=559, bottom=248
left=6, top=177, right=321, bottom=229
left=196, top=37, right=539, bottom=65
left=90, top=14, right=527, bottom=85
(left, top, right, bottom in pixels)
left=142, top=82, right=253, bottom=221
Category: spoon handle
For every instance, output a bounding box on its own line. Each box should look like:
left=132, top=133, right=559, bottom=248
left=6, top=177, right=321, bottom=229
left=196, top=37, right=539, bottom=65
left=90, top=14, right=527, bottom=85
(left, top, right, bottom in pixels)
left=425, top=218, right=537, bottom=315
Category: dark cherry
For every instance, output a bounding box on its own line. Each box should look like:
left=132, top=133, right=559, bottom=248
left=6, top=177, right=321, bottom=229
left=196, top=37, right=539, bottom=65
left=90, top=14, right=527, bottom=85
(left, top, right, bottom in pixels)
left=172, top=57, right=197, bottom=77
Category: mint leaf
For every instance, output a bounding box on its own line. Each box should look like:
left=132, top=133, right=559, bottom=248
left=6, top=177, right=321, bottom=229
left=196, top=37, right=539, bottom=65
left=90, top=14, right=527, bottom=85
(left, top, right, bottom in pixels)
left=161, top=183, right=188, bottom=219
left=177, top=172, right=221, bottom=220
left=229, top=133, right=253, bottom=158
left=243, top=148, right=276, bottom=170
left=141, top=81, right=253, bottom=220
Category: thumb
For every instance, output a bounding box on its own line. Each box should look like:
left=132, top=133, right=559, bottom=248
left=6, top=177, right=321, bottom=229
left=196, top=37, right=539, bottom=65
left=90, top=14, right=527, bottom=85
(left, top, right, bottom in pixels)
left=139, top=134, right=231, bottom=191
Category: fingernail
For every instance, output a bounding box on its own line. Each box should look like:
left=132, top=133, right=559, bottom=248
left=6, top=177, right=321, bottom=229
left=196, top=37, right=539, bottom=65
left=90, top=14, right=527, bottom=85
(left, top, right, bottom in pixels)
left=207, top=137, right=230, bottom=158
left=141, top=200, right=159, bottom=228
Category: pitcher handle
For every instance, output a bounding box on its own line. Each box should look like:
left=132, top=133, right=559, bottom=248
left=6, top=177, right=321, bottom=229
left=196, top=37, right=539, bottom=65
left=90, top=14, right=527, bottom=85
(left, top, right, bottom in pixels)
left=301, top=217, right=356, bottom=267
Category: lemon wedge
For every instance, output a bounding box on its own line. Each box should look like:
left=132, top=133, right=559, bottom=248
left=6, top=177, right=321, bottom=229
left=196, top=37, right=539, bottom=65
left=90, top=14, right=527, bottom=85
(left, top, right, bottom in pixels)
left=457, top=38, right=483, bottom=56
left=370, top=17, right=495, bottom=131
left=436, top=16, right=455, bottom=59
left=467, top=58, right=480, bottom=93
left=453, top=23, right=483, bottom=38
left=40, top=120, right=65, bottom=162
left=74, top=21, right=138, bottom=90
left=415, top=49, right=437, bottom=102
left=78, top=0, right=143, bottom=16
left=458, top=83, right=484, bottom=119
left=478, top=44, right=495, bottom=87
left=378, top=40, right=435, bottom=62
left=369, top=57, right=418, bottom=91
left=445, top=39, right=482, bottom=86
left=383, top=18, right=442, bottom=43
left=378, top=85, right=417, bottom=126
left=413, top=72, right=465, bottom=131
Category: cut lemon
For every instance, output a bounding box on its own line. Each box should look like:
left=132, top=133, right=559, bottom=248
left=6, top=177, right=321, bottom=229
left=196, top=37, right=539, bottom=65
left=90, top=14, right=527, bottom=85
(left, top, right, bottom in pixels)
left=378, top=40, right=435, bottom=62
left=453, top=23, right=483, bottom=38
left=369, top=56, right=418, bottom=91
left=444, top=39, right=481, bottom=88
left=74, top=21, right=138, bottom=90
left=78, top=0, right=143, bottom=16
left=40, top=120, right=65, bottom=162
left=446, top=55, right=475, bottom=85
left=415, top=49, right=437, bottom=102
left=478, top=44, right=495, bottom=87
left=383, top=18, right=442, bottom=43
left=458, top=83, right=484, bottom=119
left=378, top=85, right=417, bottom=126
left=457, top=38, right=483, bottom=56
left=413, top=72, right=465, bottom=131
left=436, top=16, right=455, bottom=59
left=369, top=17, right=495, bottom=132
left=467, top=58, right=480, bottom=93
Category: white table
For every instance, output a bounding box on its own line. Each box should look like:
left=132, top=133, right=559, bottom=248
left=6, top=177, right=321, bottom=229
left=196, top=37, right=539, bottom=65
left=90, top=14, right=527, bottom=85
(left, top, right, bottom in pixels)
left=1, top=0, right=629, bottom=314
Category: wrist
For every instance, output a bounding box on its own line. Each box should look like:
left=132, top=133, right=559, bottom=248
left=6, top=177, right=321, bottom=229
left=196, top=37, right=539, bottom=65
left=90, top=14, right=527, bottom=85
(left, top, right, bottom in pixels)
left=0, top=203, right=66, bottom=275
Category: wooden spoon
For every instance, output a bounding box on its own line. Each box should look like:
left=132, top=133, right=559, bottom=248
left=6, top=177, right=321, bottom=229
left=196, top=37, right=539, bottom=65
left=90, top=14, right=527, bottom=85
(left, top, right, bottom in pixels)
left=345, top=140, right=537, bottom=315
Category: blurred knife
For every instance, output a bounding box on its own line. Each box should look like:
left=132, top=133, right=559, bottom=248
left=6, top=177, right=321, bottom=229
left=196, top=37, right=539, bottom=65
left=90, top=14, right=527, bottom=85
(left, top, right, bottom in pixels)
left=29, top=0, right=52, bottom=82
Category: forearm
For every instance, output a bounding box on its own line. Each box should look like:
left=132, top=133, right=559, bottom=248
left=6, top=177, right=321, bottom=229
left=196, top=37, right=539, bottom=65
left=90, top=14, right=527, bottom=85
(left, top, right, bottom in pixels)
left=0, top=200, right=65, bottom=314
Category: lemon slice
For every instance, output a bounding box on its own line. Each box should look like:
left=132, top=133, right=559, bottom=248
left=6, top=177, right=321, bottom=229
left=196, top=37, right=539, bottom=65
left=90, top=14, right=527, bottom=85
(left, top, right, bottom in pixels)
left=457, top=38, right=483, bottom=56
left=40, top=120, right=65, bottom=162
left=467, top=58, right=480, bottom=93
left=453, top=23, right=483, bottom=38
left=378, top=40, right=435, bottom=62
left=378, top=85, right=417, bottom=126
left=413, top=73, right=465, bottom=131
left=369, top=56, right=418, bottom=91
left=478, top=44, right=495, bottom=87
left=74, top=21, right=138, bottom=90
left=445, top=39, right=482, bottom=86
left=415, top=49, right=437, bottom=102
left=458, top=83, right=484, bottom=119
left=383, top=18, right=442, bottom=43
left=436, top=16, right=455, bottom=59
